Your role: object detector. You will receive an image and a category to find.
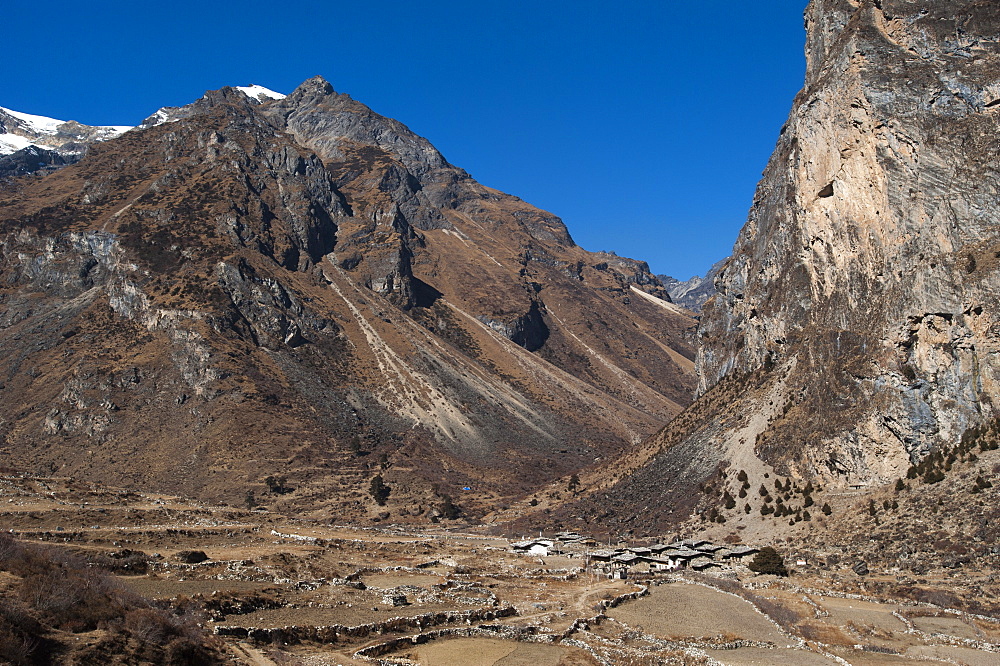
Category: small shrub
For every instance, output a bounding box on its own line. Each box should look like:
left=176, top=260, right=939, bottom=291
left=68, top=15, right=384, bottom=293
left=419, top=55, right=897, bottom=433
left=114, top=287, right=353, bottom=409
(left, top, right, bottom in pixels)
left=0, top=533, right=222, bottom=664
left=922, top=469, right=945, bottom=484
left=264, top=475, right=291, bottom=494
left=438, top=494, right=462, bottom=519
left=174, top=550, right=209, bottom=564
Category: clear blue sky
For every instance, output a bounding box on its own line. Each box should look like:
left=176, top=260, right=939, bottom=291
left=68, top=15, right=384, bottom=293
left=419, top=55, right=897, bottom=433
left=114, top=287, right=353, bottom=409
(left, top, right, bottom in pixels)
left=5, top=0, right=808, bottom=280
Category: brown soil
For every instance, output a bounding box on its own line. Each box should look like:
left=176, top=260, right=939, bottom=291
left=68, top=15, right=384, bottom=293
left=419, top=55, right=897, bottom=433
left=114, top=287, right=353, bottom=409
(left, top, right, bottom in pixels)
left=214, top=600, right=469, bottom=629
left=122, top=577, right=284, bottom=599
left=398, top=638, right=598, bottom=666
left=607, top=583, right=789, bottom=644
left=909, top=615, right=981, bottom=640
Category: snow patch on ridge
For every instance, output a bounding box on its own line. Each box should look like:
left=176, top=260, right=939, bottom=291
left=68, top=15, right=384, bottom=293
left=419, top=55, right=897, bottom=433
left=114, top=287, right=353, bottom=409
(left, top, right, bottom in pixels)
left=144, top=109, right=174, bottom=127
left=0, top=106, right=65, bottom=134
left=629, top=285, right=688, bottom=315
left=0, top=133, right=34, bottom=154
left=236, top=85, right=286, bottom=101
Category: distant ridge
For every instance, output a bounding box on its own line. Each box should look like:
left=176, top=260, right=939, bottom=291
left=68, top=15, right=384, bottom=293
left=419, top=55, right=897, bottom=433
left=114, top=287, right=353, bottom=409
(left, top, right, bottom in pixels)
left=658, top=258, right=726, bottom=313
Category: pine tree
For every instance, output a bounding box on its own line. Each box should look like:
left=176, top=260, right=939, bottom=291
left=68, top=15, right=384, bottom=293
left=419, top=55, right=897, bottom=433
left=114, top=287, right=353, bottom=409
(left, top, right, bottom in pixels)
left=748, top=546, right=788, bottom=576
left=369, top=475, right=390, bottom=505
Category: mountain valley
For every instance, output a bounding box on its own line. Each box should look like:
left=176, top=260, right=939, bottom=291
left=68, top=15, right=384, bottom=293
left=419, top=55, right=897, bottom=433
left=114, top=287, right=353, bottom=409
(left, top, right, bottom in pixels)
left=1, top=0, right=1000, bottom=664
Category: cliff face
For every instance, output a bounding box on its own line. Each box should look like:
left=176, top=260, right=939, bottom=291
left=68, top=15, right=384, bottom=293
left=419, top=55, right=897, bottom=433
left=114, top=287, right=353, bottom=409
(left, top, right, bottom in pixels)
left=0, top=80, right=696, bottom=520
left=698, top=0, right=1000, bottom=482
left=553, top=0, right=1000, bottom=537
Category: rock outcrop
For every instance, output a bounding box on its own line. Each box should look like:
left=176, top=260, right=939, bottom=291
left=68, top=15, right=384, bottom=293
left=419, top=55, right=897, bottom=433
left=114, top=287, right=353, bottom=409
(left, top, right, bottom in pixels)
left=0, top=146, right=73, bottom=180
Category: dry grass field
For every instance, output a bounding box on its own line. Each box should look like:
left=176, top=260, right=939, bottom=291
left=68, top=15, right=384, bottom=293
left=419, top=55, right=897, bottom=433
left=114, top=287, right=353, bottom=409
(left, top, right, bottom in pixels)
left=398, top=638, right=598, bottom=666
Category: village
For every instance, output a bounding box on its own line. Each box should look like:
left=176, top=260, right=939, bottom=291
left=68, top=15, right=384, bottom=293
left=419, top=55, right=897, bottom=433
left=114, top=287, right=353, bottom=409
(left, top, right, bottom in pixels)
left=511, top=532, right=760, bottom=578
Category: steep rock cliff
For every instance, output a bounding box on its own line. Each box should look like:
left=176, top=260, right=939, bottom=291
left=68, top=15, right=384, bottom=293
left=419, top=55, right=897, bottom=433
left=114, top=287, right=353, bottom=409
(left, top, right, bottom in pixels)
left=699, top=0, right=1000, bottom=482
left=555, top=0, right=1000, bottom=537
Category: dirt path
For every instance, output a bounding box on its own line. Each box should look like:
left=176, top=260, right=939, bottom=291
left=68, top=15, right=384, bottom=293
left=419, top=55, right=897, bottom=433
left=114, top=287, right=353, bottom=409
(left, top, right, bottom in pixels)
left=511, top=579, right=633, bottom=625
left=229, top=642, right=278, bottom=666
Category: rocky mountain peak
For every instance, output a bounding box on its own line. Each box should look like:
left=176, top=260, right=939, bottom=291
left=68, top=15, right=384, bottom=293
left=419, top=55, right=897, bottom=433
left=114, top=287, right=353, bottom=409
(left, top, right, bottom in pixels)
left=285, top=74, right=337, bottom=101
left=0, top=76, right=696, bottom=520
left=267, top=76, right=451, bottom=183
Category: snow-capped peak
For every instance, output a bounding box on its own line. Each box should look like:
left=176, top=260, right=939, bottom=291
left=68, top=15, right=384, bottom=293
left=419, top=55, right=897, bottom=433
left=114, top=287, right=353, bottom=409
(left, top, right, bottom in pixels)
left=0, top=105, right=133, bottom=157
left=235, top=85, right=286, bottom=102
left=0, top=84, right=284, bottom=159
left=0, top=106, right=66, bottom=135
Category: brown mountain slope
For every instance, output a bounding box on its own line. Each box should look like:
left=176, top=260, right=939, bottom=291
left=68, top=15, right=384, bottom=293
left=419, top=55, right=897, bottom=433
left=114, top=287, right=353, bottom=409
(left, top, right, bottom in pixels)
left=552, top=0, right=1000, bottom=539
left=0, top=80, right=696, bottom=521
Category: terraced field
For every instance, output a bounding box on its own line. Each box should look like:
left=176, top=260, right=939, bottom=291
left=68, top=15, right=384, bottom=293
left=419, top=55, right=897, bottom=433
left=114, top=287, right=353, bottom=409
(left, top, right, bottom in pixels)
left=2, top=474, right=999, bottom=665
